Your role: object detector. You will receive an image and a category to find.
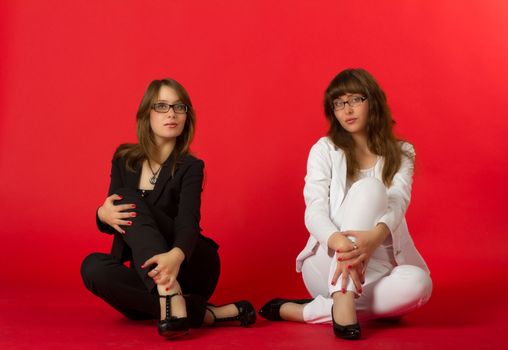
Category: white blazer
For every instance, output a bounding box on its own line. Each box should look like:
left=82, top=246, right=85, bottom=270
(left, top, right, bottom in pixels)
left=296, top=137, right=429, bottom=273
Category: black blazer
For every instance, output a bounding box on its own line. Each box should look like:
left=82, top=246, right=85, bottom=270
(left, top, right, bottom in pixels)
left=96, top=151, right=218, bottom=262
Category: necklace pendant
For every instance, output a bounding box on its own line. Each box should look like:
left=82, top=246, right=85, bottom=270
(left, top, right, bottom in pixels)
left=149, top=175, right=157, bottom=185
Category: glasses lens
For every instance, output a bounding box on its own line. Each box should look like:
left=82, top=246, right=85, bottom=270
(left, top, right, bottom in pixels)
left=154, top=103, right=169, bottom=112
left=173, top=104, right=187, bottom=114
left=349, top=96, right=362, bottom=106
left=333, top=101, right=344, bottom=110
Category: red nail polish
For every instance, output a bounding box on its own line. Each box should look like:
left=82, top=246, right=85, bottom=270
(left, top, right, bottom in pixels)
left=341, top=288, right=346, bottom=294
left=338, top=257, right=342, bottom=261
left=131, top=204, right=136, bottom=208
left=131, top=212, right=137, bottom=217
left=331, top=281, right=336, bottom=286
left=127, top=221, right=132, bottom=225
left=347, top=265, right=352, bottom=269
left=336, top=249, right=340, bottom=253
left=358, top=289, right=363, bottom=293
left=118, top=195, right=123, bottom=200
left=165, top=287, right=169, bottom=291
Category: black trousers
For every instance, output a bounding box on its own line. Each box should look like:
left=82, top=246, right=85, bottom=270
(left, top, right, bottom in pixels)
left=80, top=188, right=220, bottom=328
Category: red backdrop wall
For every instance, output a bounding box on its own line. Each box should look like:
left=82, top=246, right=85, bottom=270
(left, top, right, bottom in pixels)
left=1, top=0, right=508, bottom=303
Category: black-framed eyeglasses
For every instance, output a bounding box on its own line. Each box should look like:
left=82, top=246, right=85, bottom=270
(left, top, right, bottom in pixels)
left=332, top=95, right=367, bottom=111
left=152, top=102, right=188, bottom=114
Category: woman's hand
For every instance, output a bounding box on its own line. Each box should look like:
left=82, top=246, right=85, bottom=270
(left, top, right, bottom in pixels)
left=97, top=194, right=136, bottom=234
left=328, top=232, right=364, bottom=293
left=336, top=223, right=391, bottom=271
left=142, top=248, right=185, bottom=290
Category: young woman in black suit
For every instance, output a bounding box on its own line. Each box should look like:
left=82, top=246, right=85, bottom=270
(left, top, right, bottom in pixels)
left=81, top=78, right=256, bottom=338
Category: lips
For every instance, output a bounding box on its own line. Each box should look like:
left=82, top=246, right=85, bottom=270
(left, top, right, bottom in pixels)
left=164, top=122, right=178, bottom=128
left=345, top=118, right=357, bottom=124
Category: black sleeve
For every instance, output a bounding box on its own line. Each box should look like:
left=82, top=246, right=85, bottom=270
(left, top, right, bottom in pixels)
left=173, top=159, right=204, bottom=261
left=96, top=156, right=124, bottom=234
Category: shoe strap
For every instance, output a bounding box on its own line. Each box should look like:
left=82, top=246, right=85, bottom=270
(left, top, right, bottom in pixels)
left=159, top=292, right=183, bottom=320
left=206, top=304, right=240, bottom=324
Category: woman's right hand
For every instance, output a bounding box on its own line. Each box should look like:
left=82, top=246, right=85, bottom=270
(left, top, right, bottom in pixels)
left=328, top=232, right=364, bottom=293
left=97, top=194, right=136, bottom=234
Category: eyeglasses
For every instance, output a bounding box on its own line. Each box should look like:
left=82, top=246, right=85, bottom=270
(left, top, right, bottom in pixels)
left=332, top=95, right=367, bottom=111
left=152, top=102, right=188, bottom=114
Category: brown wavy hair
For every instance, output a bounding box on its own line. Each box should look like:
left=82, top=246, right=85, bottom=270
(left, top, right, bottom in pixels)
left=324, top=68, right=410, bottom=186
left=115, top=78, right=196, bottom=175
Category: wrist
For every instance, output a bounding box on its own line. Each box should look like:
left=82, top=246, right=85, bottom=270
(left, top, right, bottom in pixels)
left=169, top=247, right=185, bottom=263
left=374, top=223, right=390, bottom=242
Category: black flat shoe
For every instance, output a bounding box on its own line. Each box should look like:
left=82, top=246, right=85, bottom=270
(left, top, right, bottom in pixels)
left=206, top=300, right=256, bottom=326
left=158, top=293, right=190, bottom=338
left=258, top=298, right=313, bottom=321
left=331, top=306, right=361, bottom=340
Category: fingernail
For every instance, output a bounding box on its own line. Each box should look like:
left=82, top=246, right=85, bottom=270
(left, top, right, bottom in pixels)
left=118, top=195, right=123, bottom=200
left=131, top=204, right=136, bottom=208
left=341, top=288, right=346, bottom=294
left=337, top=257, right=342, bottom=261
left=165, top=287, right=169, bottom=291
left=131, top=212, right=137, bottom=217
left=336, top=249, right=340, bottom=253
left=331, top=281, right=336, bottom=286
left=122, top=230, right=126, bottom=234
left=127, top=221, right=132, bottom=225
left=358, top=288, right=363, bottom=293
left=347, top=265, right=352, bottom=269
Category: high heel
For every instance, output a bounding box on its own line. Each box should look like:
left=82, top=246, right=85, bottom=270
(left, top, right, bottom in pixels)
left=331, top=305, right=361, bottom=340
left=158, top=293, right=190, bottom=338
left=206, top=300, right=256, bottom=327
left=258, top=298, right=313, bottom=321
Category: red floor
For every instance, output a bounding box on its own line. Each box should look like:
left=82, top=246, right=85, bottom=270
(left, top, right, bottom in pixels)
left=2, top=275, right=508, bottom=350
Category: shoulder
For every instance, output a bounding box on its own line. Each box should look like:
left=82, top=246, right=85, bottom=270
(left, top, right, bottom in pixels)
left=309, top=136, right=342, bottom=157
left=179, top=153, right=204, bottom=167
left=174, top=154, right=204, bottom=176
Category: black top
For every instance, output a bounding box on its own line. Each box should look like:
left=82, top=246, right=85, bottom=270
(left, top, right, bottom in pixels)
left=96, top=150, right=217, bottom=262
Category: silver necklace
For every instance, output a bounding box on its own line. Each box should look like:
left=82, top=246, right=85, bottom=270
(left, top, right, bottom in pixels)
left=148, top=161, right=162, bottom=185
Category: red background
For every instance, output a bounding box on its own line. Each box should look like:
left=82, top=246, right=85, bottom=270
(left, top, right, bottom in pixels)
left=1, top=0, right=508, bottom=348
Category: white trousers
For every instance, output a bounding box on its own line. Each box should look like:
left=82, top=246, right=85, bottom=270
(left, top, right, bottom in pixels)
left=301, top=177, right=432, bottom=324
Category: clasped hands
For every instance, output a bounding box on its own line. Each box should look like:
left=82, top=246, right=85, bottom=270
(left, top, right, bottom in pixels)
left=328, top=224, right=390, bottom=295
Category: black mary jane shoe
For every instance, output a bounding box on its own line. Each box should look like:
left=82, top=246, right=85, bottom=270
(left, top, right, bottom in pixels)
left=258, top=298, right=313, bottom=321
left=206, top=300, right=256, bottom=327
left=331, top=307, right=361, bottom=340
left=158, top=293, right=190, bottom=338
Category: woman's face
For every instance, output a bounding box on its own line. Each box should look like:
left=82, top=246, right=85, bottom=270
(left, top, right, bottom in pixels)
left=149, top=85, right=187, bottom=145
left=333, top=93, right=369, bottom=136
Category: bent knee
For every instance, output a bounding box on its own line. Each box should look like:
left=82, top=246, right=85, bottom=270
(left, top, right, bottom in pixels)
left=112, top=188, right=146, bottom=206
left=391, top=265, right=433, bottom=302
left=350, top=177, right=387, bottom=203
left=80, top=253, right=111, bottom=288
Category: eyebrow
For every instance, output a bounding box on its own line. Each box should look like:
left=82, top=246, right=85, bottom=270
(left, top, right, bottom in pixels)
left=156, top=99, right=183, bottom=104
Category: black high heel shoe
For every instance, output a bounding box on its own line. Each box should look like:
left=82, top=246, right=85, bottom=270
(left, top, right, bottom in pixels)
left=158, top=293, right=190, bottom=338
left=331, top=305, right=361, bottom=340
left=258, top=298, right=313, bottom=321
left=206, top=300, right=256, bottom=326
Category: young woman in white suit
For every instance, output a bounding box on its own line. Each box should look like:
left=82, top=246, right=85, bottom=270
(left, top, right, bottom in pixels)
left=259, top=68, right=432, bottom=340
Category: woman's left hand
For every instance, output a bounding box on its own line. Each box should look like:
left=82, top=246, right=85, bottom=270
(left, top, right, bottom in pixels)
left=141, top=247, right=185, bottom=289
left=336, top=223, right=391, bottom=270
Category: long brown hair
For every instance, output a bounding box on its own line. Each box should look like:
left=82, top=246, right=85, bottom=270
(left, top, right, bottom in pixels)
left=115, top=78, right=196, bottom=175
left=114, top=78, right=196, bottom=174
left=324, top=68, right=410, bottom=186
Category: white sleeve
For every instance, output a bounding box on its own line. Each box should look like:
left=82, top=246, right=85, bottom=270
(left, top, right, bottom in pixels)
left=378, top=142, right=415, bottom=235
left=304, top=141, right=339, bottom=248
